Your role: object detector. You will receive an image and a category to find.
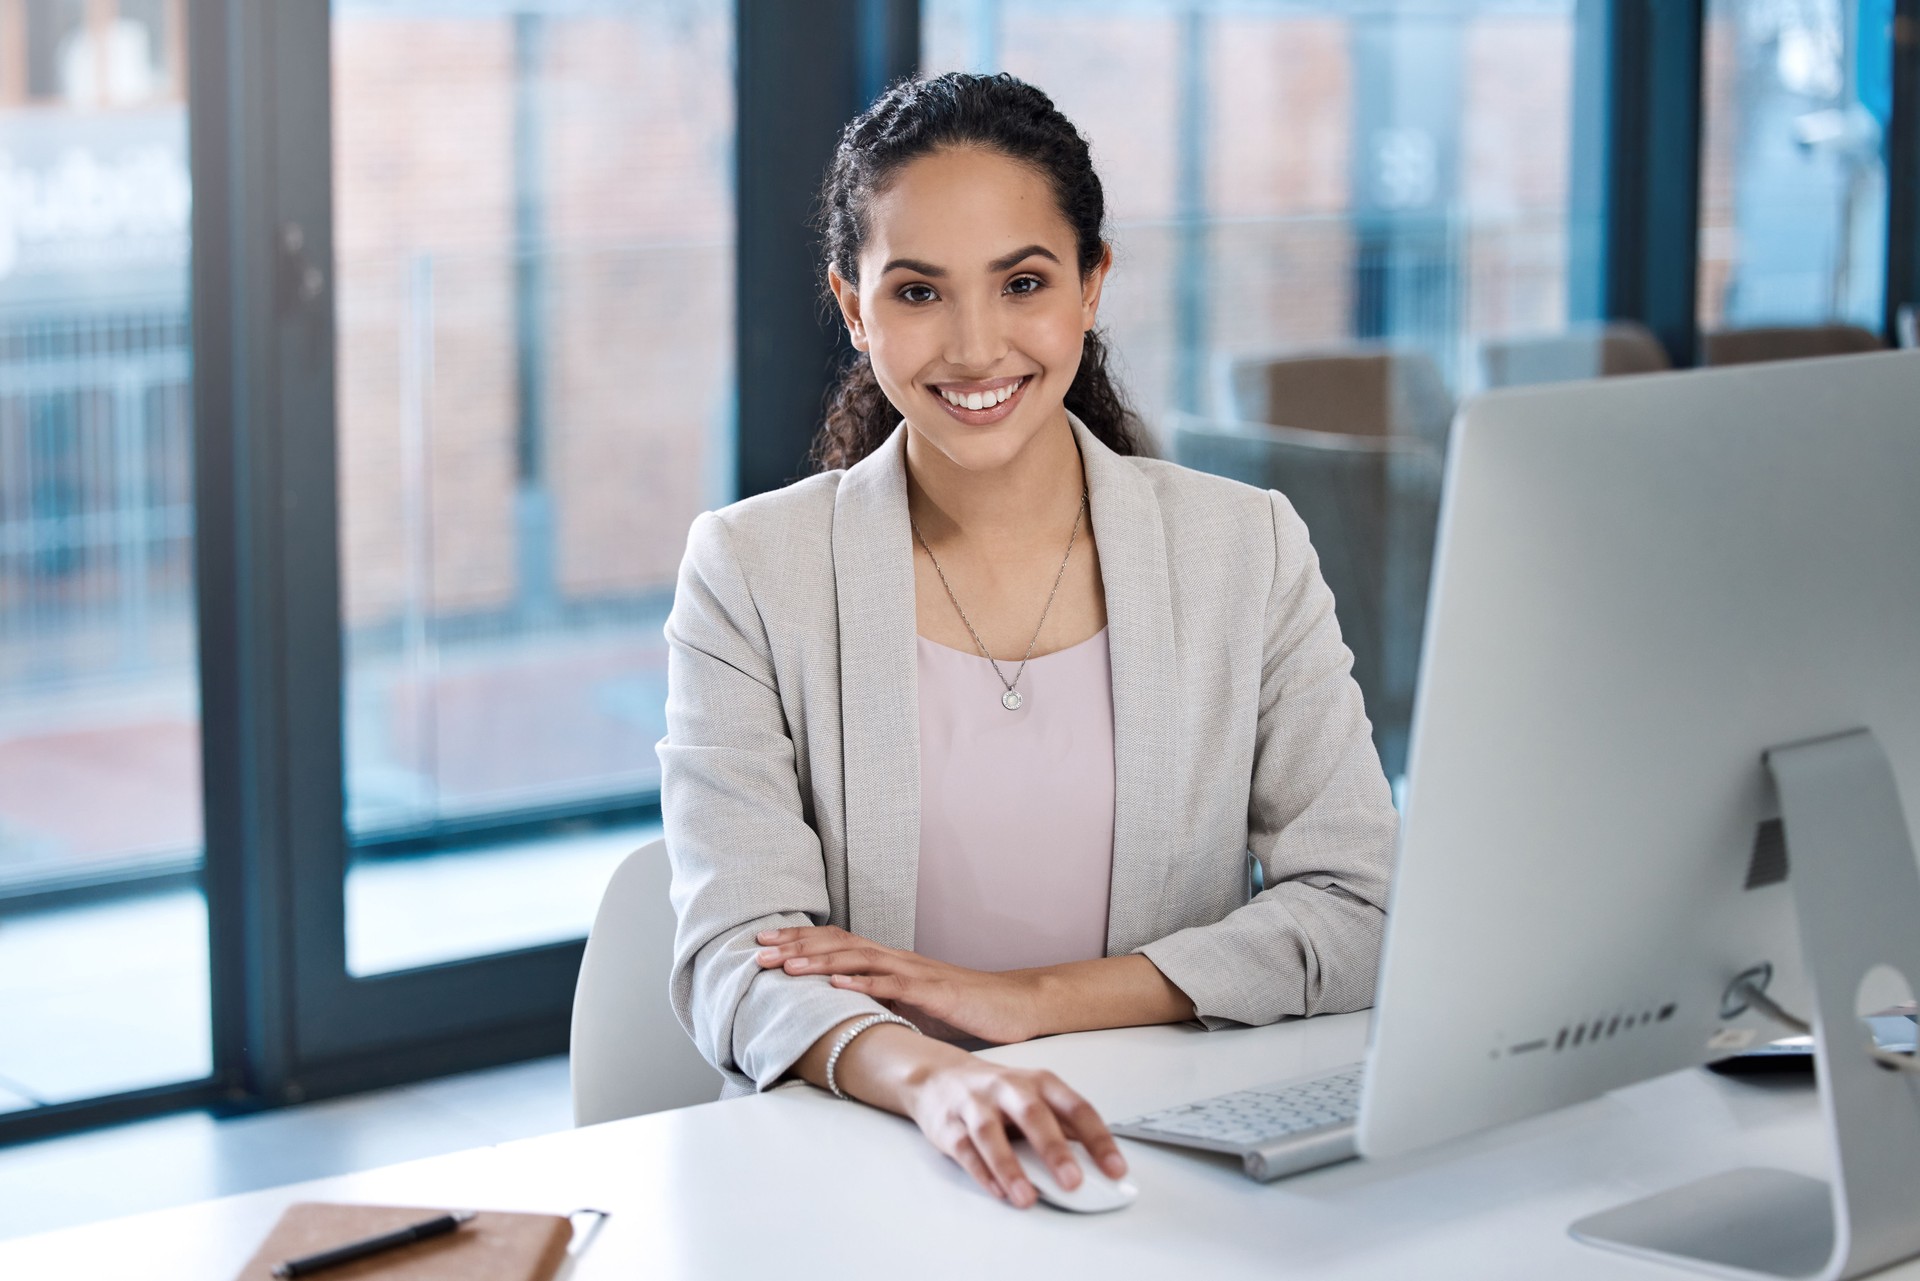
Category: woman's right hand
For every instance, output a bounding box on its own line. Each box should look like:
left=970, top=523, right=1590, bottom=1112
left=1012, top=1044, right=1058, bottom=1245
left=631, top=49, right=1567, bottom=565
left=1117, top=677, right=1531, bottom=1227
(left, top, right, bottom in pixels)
left=798, top=1019, right=1129, bottom=1208
left=825, top=1029, right=1121, bottom=1221
left=896, top=1043, right=1129, bottom=1208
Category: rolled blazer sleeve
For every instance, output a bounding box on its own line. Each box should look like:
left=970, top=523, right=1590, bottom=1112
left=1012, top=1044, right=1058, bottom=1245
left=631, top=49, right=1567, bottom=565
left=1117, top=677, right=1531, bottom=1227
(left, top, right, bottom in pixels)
left=1136, top=490, right=1396, bottom=1028
left=658, top=511, right=884, bottom=1094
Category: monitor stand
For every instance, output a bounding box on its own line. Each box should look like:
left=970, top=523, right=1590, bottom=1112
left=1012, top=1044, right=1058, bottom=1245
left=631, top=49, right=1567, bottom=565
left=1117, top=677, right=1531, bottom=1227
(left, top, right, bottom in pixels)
left=1570, top=728, right=1920, bottom=1281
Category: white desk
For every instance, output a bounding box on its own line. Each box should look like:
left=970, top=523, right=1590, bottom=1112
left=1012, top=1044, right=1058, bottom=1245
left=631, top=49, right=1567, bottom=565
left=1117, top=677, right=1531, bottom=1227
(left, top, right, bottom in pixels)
left=2, top=1013, right=1908, bottom=1280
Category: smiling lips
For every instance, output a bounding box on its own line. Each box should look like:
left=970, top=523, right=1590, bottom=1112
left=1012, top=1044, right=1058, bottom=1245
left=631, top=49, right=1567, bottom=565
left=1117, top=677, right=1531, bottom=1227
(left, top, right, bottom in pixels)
left=930, top=375, right=1031, bottom=423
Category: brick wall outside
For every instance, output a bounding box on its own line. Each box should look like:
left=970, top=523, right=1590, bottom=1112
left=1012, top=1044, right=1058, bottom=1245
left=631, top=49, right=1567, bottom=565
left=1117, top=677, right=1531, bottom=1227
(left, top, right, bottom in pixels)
left=1462, top=15, right=1575, bottom=340
left=334, top=7, right=731, bottom=631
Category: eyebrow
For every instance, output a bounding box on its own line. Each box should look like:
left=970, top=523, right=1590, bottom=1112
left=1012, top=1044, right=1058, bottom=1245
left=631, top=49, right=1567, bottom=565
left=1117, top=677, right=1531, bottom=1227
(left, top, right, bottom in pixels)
left=990, top=244, right=1061, bottom=272
left=880, top=244, right=1063, bottom=278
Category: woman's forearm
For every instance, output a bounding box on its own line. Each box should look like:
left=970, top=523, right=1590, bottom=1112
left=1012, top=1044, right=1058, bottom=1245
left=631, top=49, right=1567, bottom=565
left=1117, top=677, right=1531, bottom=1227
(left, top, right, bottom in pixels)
left=1018, top=953, right=1196, bottom=1038
left=756, top=925, right=1198, bottom=1049
left=787, top=955, right=1191, bottom=1106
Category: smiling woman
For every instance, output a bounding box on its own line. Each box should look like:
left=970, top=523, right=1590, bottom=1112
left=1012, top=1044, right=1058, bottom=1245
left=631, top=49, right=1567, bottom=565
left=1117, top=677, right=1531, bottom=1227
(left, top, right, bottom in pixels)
left=660, top=72, right=1397, bottom=1214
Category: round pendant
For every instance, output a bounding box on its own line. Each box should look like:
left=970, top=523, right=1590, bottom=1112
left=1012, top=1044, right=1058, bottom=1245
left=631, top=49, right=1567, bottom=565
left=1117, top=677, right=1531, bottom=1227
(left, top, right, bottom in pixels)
left=1002, top=689, right=1023, bottom=711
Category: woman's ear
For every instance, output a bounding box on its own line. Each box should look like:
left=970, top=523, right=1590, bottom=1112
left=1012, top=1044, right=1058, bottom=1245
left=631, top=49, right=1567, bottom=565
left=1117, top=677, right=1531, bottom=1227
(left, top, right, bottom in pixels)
left=827, top=267, right=869, bottom=351
left=1080, top=243, right=1112, bottom=331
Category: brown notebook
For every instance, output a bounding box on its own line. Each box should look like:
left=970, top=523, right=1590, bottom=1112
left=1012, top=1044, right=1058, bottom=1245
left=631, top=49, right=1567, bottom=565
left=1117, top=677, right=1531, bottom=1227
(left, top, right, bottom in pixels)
left=232, top=1203, right=573, bottom=1281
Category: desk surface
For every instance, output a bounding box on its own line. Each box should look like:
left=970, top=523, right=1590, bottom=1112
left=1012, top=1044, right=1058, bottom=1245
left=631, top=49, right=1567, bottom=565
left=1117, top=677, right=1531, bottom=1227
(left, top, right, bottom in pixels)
left=1, top=1013, right=1907, bottom=1281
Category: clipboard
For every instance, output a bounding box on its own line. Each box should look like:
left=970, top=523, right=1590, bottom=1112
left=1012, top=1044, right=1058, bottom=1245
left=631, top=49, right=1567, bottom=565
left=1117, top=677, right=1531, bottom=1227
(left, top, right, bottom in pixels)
left=231, top=1203, right=576, bottom=1281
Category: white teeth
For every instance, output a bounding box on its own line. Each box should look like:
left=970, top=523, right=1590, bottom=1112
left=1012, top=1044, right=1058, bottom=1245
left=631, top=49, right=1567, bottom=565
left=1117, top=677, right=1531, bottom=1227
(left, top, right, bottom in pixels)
left=939, top=378, right=1024, bottom=410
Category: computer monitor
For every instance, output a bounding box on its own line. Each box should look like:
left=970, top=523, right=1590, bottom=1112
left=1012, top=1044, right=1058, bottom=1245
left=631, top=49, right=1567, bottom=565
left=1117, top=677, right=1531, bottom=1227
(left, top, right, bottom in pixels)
left=1355, top=351, right=1920, bottom=1281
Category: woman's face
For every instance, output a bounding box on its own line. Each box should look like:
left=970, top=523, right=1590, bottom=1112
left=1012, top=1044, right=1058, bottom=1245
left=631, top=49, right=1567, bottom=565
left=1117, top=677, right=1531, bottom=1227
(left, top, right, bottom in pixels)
left=830, top=146, right=1109, bottom=475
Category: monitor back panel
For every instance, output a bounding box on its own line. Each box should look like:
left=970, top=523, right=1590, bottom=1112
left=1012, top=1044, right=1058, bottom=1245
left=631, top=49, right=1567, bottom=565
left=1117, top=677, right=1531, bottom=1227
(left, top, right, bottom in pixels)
left=1358, top=351, right=1920, bottom=1159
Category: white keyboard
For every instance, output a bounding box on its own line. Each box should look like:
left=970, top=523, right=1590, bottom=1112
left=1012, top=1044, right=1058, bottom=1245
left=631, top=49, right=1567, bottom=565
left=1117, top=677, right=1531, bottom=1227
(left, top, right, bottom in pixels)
left=1111, top=1063, right=1365, bottom=1182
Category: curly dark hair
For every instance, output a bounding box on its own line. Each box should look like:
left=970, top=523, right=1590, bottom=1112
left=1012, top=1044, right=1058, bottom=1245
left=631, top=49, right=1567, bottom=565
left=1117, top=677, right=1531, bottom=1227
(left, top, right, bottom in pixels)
left=809, top=72, right=1148, bottom=472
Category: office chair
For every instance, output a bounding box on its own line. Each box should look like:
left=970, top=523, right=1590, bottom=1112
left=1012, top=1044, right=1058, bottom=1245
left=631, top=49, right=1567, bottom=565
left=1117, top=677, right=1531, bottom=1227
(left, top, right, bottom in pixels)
left=1218, top=345, right=1454, bottom=454
left=571, top=837, right=721, bottom=1126
left=1699, top=322, right=1885, bottom=366
left=1473, top=320, right=1670, bottom=391
left=1171, top=415, right=1443, bottom=785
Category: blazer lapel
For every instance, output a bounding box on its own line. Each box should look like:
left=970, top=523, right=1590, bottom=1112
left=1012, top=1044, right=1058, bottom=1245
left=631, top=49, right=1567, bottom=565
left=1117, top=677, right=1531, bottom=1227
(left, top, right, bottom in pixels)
left=832, top=426, right=922, bottom=949
left=1073, top=416, right=1181, bottom=955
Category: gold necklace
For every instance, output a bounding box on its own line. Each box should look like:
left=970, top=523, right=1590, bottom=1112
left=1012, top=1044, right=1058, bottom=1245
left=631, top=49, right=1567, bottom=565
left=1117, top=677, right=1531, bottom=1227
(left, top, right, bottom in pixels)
left=909, top=489, right=1089, bottom=711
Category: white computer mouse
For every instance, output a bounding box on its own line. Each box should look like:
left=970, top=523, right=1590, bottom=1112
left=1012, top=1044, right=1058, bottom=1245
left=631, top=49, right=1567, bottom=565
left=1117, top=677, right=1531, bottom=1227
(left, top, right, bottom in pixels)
left=1010, top=1138, right=1139, bottom=1213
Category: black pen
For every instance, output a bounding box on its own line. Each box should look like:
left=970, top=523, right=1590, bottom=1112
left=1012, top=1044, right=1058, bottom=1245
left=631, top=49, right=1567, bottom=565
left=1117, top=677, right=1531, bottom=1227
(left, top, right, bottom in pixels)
left=270, top=1210, right=477, bottom=1278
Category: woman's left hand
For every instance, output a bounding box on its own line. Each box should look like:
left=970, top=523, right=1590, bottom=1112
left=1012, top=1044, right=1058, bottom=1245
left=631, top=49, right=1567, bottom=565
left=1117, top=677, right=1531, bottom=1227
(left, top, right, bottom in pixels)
left=754, top=926, right=1043, bottom=1044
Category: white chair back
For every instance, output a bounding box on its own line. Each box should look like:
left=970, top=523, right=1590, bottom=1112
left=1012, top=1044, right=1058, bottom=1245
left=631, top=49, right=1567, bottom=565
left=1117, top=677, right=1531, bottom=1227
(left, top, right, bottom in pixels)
left=570, top=837, right=720, bottom=1126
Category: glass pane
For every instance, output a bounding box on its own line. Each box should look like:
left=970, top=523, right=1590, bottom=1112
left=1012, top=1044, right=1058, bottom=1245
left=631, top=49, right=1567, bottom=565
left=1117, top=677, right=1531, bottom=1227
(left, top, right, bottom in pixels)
left=924, top=0, right=1584, bottom=789
left=0, top=22, right=206, bottom=1107
left=333, top=1, right=731, bottom=975
left=1698, top=0, right=1892, bottom=334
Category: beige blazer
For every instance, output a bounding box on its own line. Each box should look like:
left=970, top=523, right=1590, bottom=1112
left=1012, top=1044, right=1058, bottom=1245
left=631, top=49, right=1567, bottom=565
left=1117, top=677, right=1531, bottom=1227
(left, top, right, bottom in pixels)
left=660, top=415, right=1397, bottom=1097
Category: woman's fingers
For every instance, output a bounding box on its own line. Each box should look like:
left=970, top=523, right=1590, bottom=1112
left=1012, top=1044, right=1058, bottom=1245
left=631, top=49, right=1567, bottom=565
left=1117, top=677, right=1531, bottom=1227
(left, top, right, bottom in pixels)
left=968, top=1111, right=1037, bottom=1209
left=754, top=925, right=826, bottom=946
left=949, top=1134, right=1004, bottom=1200
left=1041, top=1073, right=1128, bottom=1179
left=753, top=930, right=901, bottom=973
left=782, top=945, right=906, bottom=977
left=1002, top=1082, right=1083, bottom=1191
left=753, top=924, right=853, bottom=950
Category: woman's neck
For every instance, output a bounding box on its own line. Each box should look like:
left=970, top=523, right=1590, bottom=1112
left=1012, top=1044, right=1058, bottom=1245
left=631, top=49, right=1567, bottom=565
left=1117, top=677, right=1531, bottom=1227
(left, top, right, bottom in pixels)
left=903, top=412, right=1087, bottom=553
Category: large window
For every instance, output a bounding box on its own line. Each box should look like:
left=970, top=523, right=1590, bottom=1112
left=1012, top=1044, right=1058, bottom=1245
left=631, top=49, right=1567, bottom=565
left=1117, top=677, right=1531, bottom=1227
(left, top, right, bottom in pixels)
left=332, top=0, right=732, bottom=975
left=0, top=0, right=205, bottom=1111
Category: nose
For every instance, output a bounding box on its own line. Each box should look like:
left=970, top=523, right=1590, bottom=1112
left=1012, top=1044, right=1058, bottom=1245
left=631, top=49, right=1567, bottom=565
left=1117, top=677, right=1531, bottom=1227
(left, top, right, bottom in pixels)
left=943, top=290, right=1009, bottom=374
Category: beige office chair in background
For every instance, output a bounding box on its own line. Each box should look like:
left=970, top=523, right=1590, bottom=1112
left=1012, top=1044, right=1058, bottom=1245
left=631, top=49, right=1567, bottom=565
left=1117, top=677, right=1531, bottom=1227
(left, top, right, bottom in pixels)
left=1473, top=320, right=1670, bottom=391
left=571, top=837, right=721, bottom=1126
left=1171, top=414, right=1443, bottom=785
left=1219, top=345, right=1454, bottom=454
left=1699, top=323, right=1885, bottom=366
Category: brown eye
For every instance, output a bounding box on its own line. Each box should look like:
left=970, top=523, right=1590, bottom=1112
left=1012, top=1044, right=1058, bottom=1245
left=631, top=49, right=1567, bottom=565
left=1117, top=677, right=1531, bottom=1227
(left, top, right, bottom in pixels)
left=899, top=283, right=937, bottom=304
left=1006, top=275, right=1043, bottom=296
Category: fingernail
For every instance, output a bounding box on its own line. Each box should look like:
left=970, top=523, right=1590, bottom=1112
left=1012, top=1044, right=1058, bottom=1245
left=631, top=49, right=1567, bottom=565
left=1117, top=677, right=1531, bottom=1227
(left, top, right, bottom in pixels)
left=1056, top=1162, right=1080, bottom=1188
left=1103, top=1154, right=1127, bottom=1177
left=756, top=949, right=776, bottom=962
left=1013, top=1181, right=1035, bottom=1206
left=786, top=958, right=807, bottom=971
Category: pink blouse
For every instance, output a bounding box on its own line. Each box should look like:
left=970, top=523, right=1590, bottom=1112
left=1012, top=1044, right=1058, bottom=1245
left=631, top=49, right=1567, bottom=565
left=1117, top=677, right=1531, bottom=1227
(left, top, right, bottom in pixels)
left=912, top=628, right=1117, bottom=972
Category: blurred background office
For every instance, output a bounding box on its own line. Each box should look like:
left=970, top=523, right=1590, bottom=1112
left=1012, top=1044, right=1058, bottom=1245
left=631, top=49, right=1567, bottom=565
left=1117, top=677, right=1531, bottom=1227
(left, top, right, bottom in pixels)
left=1, top=0, right=1915, bottom=1242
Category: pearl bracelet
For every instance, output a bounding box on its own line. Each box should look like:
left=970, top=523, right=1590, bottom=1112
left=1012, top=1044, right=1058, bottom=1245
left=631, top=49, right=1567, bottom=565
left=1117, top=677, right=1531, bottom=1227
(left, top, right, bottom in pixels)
left=824, top=1012, right=920, bottom=1101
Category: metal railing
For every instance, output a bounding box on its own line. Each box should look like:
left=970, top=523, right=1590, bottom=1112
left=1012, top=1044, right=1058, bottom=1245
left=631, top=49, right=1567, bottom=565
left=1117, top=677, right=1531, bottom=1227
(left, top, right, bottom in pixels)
left=0, top=309, right=195, bottom=697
